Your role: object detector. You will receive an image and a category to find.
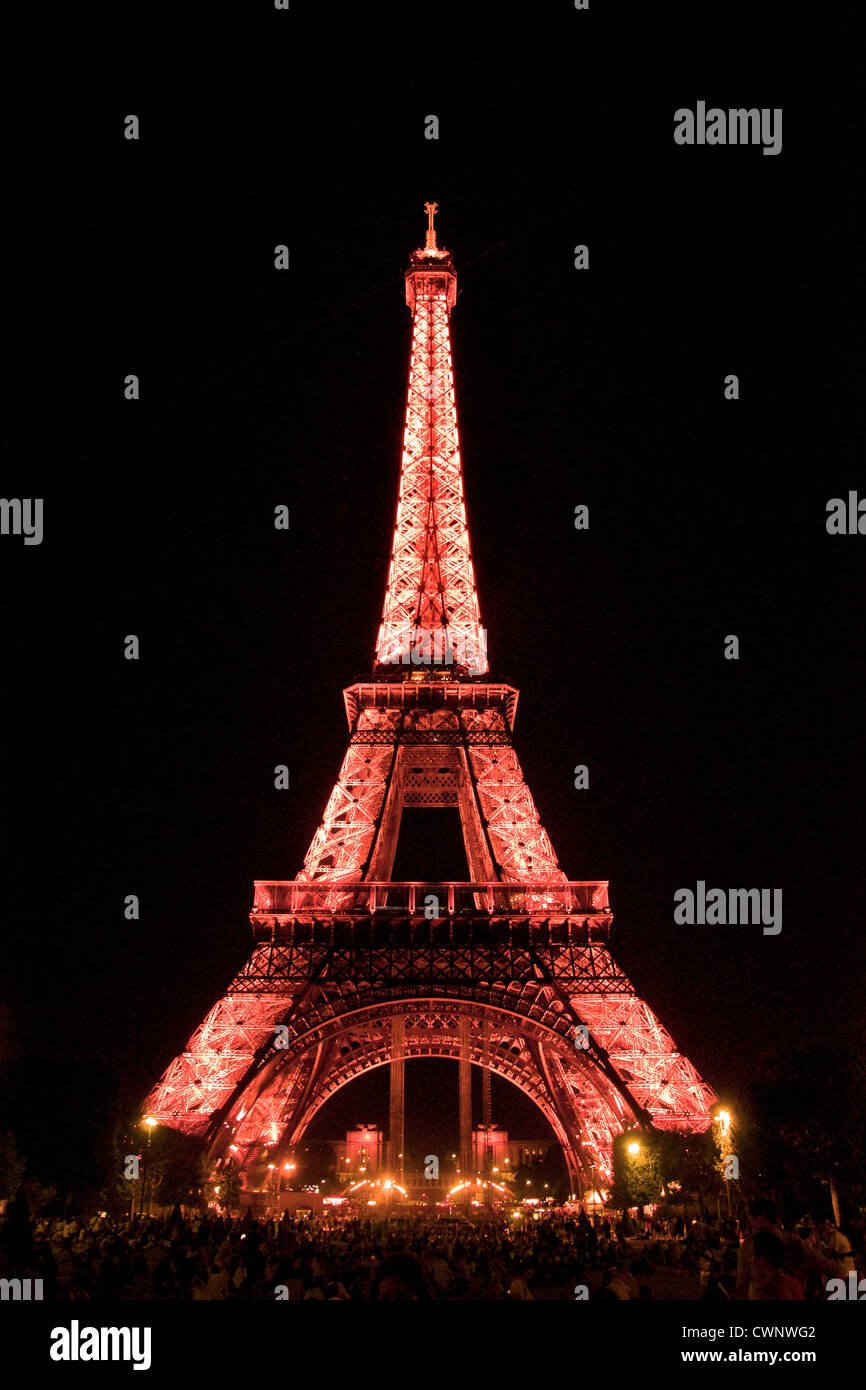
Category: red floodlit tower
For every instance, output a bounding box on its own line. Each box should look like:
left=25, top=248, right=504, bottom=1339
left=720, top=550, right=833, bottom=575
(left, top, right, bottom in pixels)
left=143, top=206, right=716, bottom=1198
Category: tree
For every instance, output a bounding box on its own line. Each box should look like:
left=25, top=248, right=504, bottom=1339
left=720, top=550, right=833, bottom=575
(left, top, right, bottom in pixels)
left=678, top=1132, right=722, bottom=1218
left=0, top=1131, right=26, bottom=1206
left=202, top=1157, right=241, bottom=1213
left=741, top=1041, right=866, bottom=1221
left=610, top=1134, right=664, bottom=1212
left=150, top=1130, right=206, bottom=1209
left=610, top=1128, right=725, bottom=1217
left=21, top=1177, right=59, bottom=1219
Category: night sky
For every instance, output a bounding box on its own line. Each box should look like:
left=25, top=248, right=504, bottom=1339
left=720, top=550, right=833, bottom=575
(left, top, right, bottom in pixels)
left=2, top=9, right=863, bottom=1178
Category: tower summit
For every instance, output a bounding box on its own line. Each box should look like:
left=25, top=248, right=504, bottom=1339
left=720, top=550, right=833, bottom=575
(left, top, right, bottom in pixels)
left=376, top=204, right=486, bottom=679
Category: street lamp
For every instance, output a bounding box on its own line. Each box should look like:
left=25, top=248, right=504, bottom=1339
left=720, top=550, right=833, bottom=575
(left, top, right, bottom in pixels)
left=266, top=1163, right=278, bottom=1217
left=140, top=1117, right=157, bottom=1217
left=627, top=1141, right=640, bottom=1156
left=713, top=1109, right=734, bottom=1216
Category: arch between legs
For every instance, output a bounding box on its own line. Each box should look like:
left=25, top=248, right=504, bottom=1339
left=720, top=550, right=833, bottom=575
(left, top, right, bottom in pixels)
left=208, top=998, right=640, bottom=1188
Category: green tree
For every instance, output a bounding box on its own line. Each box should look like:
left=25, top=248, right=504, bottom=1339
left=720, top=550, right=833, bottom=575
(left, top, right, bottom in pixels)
left=202, top=1156, right=241, bottom=1213
left=610, top=1133, right=663, bottom=1212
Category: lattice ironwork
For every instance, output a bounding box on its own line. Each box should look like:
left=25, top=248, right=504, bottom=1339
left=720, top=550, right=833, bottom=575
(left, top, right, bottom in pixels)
left=375, top=226, right=486, bottom=677
left=143, top=208, right=716, bottom=1191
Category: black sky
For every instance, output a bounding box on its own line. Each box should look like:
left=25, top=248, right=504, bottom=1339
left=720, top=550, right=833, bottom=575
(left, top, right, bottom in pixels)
left=2, top=7, right=864, bottom=1173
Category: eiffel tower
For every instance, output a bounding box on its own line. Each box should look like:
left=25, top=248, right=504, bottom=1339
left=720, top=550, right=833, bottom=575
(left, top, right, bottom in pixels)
left=144, top=204, right=716, bottom=1199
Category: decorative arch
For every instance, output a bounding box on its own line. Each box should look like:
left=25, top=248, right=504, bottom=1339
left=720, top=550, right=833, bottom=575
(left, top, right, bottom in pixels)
left=207, top=997, right=642, bottom=1189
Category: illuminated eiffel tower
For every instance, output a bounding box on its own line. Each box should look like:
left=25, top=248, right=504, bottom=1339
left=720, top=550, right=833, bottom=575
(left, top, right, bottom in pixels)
left=144, top=205, right=716, bottom=1198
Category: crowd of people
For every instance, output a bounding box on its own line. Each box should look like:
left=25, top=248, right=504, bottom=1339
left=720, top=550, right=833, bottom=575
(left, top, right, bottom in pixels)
left=0, top=1195, right=859, bottom=1301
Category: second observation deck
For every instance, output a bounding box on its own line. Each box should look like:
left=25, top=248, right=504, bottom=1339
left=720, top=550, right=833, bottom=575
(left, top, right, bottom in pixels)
left=252, top=879, right=611, bottom=918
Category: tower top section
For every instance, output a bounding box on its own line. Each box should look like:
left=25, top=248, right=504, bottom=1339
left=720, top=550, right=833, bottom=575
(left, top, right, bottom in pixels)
left=375, top=206, right=487, bottom=679
left=405, top=200, right=457, bottom=313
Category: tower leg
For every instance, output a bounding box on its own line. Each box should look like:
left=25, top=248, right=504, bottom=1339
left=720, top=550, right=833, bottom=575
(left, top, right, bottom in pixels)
left=389, top=1016, right=405, bottom=1185
left=482, top=1020, right=492, bottom=1164
left=459, top=1015, right=472, bottom=1192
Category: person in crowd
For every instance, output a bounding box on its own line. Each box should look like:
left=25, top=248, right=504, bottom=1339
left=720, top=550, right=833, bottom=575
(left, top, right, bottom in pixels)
left=372, top=1252, right=432, bottom=1300
left=750, top=1232, right=805, bottom=1300
left=817, top=1217, right=855, bottom=1275
left=1, top=1196, right=852, bottom=1302
left=507, top=1265, right=534, bottom=1299
left=734, top=1197, right=838, bottom=1300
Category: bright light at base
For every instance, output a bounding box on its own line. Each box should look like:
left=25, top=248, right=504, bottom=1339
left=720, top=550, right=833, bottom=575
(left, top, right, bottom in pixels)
left=349, top=1178, right=407, bottom=1198
left=448, top=1179, right=509, bottom=1198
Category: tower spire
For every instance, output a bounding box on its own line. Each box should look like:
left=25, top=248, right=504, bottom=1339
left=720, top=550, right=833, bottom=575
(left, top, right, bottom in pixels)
left=424, top=200, right=438, bottom=252
left=375, top=206, right=488, bottom=677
